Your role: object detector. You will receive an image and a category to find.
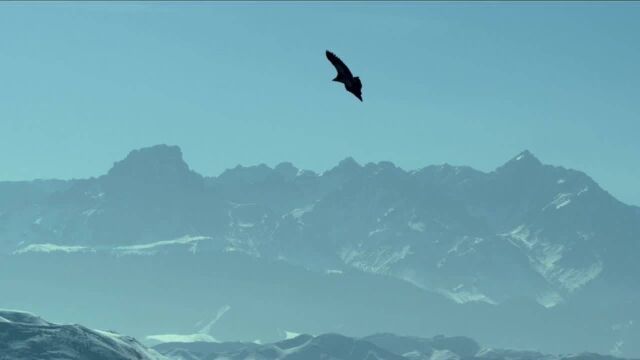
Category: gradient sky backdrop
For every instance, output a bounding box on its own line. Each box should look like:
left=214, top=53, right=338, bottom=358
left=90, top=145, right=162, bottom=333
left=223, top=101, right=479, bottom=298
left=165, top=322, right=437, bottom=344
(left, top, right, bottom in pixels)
left=1, top=2, right=639, bottom=205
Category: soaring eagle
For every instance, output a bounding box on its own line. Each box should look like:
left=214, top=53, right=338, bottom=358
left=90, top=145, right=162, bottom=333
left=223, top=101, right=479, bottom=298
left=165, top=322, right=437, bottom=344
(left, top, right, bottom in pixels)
left=326, top=50, right=363, bottom=101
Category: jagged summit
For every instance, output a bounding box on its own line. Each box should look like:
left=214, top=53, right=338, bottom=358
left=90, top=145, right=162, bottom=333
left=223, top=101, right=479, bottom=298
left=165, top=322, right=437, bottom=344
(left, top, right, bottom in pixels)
left=325, top=156, right=362, bottom=175
left=337, top=156, right=361, bottom=169
left=495, top=150, right=543, bottom=174
left=274, top=162, right=299, bottom=181
left=106, top=144, right=195, bottom=181
left=509, top=150, right=542, bottom=165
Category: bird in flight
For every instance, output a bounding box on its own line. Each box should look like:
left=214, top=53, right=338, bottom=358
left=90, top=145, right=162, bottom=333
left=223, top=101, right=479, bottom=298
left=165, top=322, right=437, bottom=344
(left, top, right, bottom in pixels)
left=326, top=50, right=363, bottom=101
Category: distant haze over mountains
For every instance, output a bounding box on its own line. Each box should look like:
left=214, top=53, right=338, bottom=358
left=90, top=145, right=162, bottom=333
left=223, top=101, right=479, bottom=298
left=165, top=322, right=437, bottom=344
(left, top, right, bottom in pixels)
left=1, top=145, right=638, bottom=357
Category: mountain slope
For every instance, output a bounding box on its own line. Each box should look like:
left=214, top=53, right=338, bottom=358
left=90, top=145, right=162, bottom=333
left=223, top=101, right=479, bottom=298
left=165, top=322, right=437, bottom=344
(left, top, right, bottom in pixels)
left=3, top=145, right=638, bottom=306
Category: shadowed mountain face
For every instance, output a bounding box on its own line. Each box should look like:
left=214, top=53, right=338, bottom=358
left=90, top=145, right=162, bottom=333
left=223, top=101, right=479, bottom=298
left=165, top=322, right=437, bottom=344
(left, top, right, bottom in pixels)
left=0, top=145, right=228, bottom=248
left=1, top=145, right=639, bottom=356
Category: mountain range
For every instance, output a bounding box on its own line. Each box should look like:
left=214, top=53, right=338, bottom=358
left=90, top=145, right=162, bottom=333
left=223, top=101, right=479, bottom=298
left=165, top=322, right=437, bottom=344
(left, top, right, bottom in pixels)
left=1, top=145, right=638, bottom=357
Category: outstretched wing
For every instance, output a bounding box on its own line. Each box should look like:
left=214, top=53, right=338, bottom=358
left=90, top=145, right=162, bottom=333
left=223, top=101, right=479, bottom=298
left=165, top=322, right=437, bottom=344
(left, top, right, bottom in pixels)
left=326, top=50, right=353, bottom=78
left=350, top=77, right=363, bottom=101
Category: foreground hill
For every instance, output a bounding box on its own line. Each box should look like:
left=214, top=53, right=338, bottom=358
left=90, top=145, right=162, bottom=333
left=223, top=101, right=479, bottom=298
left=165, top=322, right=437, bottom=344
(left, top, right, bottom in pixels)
left=0, top=309, right=166, bottom=360
left=2, top=311, right=628, bottom=360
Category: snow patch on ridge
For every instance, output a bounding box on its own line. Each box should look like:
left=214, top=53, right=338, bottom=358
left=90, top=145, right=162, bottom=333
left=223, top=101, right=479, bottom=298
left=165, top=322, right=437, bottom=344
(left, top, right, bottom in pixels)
left=610, top=341, right=624, bottom=357
left=504, top=225, right=602, bottom=292
left=555, top=261, right=603, bottom=292
left=437, top=286, right=497, bottom=305
left=285, top=331, right=301, bottom=340
left=536, top=291, right=564, bottom=308
left=505, top=225, right=537, bottom=249
left=408, top=220, right=426, bottom=232
left=340, top=245, right=412, bottom=274
left=146, top=333, right=218, bottom=344
left=146, top=305, right=230, bottom=345
left=430, top=349, right=461, bottom=360
left=13, top=243, right=95, bottom=255
left=114, top=235, right=211, bottom=255
left=82, top=208, right=101, bottom=217
left=287, top=204, right=315, bottom=225
left=543, top=186, right=590, bottom=211
left=325, top=269, right=343, bottom=275
left=368, top=227, right=388, bottom=237
left=550, top=193, right=572, bottom=209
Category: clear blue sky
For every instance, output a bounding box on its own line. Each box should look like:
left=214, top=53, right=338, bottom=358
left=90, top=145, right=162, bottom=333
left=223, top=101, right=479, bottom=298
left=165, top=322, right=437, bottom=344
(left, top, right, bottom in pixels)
left=1, top=2, right=639, bottom=205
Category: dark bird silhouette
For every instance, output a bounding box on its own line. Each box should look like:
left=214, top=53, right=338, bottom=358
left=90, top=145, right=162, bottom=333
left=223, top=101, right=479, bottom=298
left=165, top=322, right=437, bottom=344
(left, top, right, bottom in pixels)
left=326, top=50, right=363, bottom=101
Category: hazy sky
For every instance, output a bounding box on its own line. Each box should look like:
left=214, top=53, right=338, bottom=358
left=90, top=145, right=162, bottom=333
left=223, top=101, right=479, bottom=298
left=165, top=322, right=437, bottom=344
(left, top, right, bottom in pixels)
left=1, top=2, right=639, bottom=205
